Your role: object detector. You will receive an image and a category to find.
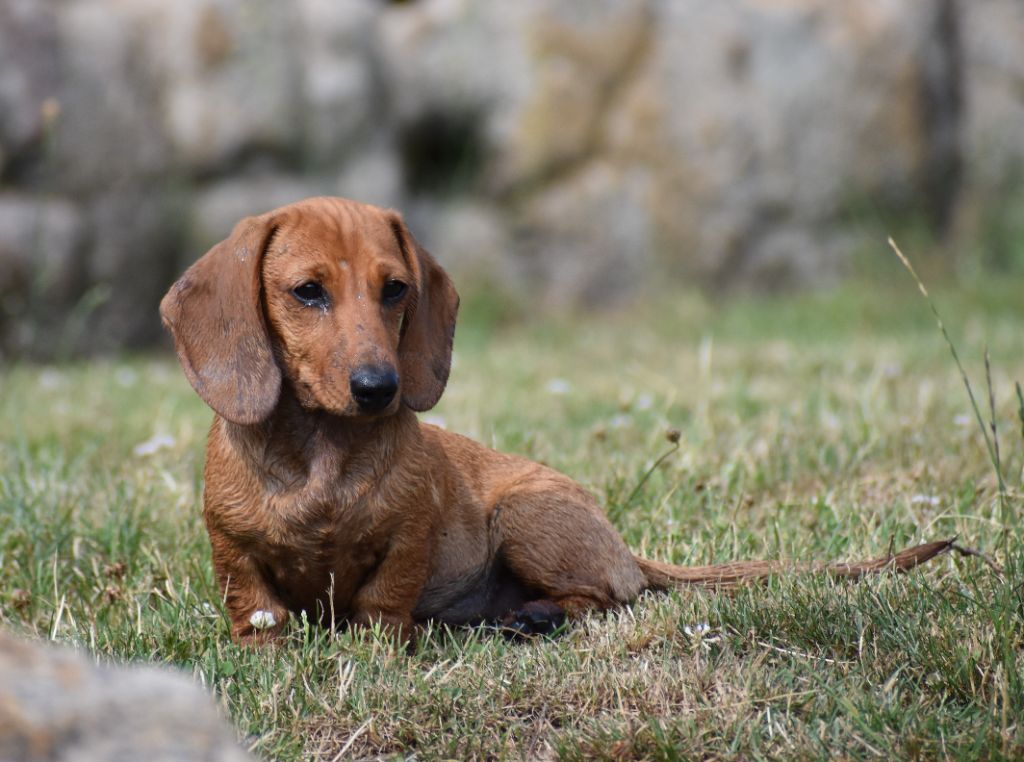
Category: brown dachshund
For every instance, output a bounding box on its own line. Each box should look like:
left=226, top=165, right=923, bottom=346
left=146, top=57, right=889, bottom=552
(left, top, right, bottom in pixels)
left=160, top=196, right=951, bottom=644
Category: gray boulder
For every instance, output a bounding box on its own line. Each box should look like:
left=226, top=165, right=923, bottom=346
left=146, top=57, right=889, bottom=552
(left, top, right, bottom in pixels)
left=602, top=0, right=959, bottom=284
left=0, top=193, right=83, bottom=300
left=961, top=0, right=1024, bottom=191
left=377, top=0, right=962, bottom=294
left=296, top=0, right=380, bottom=167
left=0, top=194, right=85, bottom=355
left=188, top=173, right=331, bottom=257
left=148, top=0, right=303, bottom=174
left=0, top=630, right=251, bottom=761
left=0, top=0, right=59, bottom=182
left=49, top=0, right=173, bottom=192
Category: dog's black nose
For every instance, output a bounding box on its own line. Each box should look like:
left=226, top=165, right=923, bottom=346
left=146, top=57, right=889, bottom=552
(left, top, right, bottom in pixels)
left=350, top=365, right=399, bottom=412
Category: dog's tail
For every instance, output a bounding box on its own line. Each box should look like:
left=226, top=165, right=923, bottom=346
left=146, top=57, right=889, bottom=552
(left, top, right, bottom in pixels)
left=635, top=538, right=955, bottom=591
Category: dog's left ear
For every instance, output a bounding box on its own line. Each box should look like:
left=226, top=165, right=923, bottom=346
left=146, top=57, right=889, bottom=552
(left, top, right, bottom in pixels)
left=389, top=213, right=459, bottom=411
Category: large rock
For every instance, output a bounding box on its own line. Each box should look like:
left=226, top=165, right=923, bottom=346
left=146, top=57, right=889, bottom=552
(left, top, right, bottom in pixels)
left=377, top=0, right=534, bottom=182
left=515, top=161, right=654, bottom=305
left=956, top=0, right=1024, bottom=266
left=377, top=0, right=652, bottom=192
left=49, top=0, right=173, bottom=192
left=401, top=197, right=515, bottom=284
left=0, top=194, right=85, bottom=356
left=378, top=0, right=962, bottom=294
left=84, top=188, right=186, bottom=351
left=0, top=193, right=83, bottom=300
left=295, top=0, right=380, bottom=167
left=144, top=0, right=303, bottom=174
left=42, top=0, right=320, bottom=184
left=187, top=173, right=331, bottom=258
left=0, top=0, right=59, bottom=182
left=376, top=0, right=666, bottom=301
left=961, top=0, right=1024, bottom=191
left=334, top=140, right=406, bottom=211
left=0, top=631, right=251, bottom=761
left=604, top=0, right=961, bottom=284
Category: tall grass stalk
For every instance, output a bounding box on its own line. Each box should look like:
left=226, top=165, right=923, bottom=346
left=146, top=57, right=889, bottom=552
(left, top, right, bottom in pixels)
left=887, top=238, right=1010, bottom=524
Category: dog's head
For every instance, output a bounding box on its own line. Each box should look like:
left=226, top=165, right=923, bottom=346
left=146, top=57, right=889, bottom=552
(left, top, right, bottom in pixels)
left=160, top=197, right=459, bottom=424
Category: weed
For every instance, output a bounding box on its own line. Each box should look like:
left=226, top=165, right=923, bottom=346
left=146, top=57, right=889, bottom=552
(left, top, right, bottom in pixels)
left=889, top=238, right=1018, bottom=529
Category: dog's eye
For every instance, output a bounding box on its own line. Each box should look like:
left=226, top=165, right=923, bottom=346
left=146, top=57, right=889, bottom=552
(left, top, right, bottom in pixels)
left=292, top=281, right=327, bottom=306
left=382, top=280, right=407, bottom=303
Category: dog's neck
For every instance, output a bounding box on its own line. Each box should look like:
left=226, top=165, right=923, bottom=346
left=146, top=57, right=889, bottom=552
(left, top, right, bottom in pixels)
left=222, top=387, right=419, bottom=493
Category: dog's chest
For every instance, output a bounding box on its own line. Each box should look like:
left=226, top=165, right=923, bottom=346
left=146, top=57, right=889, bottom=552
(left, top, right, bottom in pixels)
left=249, top=485, right=394, bottom=613
left=259, top=470, right=393, bottom=556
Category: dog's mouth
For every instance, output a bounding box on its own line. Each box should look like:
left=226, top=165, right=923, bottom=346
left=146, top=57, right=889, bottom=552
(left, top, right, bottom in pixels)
left=343, top=398, right=401, bottom=420
left=314, top=387, right=402, bottom=421
left=281, top=371, right=403, bottom=421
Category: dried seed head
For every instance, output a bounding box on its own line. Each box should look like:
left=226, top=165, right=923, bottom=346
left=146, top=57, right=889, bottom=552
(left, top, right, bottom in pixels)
left=11, top=589, right=31, bottom=611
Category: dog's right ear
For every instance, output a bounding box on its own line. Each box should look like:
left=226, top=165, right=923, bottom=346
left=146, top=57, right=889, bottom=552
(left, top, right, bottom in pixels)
left=160, top=214, right=281, bottom=425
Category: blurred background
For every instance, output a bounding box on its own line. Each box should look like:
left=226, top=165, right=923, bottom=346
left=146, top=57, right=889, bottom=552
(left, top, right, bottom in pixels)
left=0, top=0, right=1022, bottom=358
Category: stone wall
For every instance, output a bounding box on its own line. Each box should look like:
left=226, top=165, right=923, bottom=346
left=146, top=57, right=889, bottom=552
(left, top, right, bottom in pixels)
left=0, top=0, right=1021, bottom=355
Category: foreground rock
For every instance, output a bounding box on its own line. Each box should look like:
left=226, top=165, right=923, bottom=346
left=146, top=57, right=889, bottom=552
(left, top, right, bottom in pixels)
left=0, top=630, right=250, bottom=761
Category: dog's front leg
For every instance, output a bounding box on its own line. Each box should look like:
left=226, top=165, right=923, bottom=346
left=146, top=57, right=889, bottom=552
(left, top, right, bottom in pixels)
left=208, top=529, right=290, bottom=645
left=348, top=530, right=431, bottom=645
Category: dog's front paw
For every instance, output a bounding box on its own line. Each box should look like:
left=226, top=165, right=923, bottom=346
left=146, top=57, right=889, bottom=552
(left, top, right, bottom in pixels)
left=499, top=600, right=566, bottom=640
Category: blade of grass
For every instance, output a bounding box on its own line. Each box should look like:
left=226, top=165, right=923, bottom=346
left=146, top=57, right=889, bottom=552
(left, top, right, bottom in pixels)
left=1015, top=382, right=1024, bottom=453
left=625, top=429, right=682, bottom=508
left=887, top=238, right=1008, bottom=518
left=985, top=347, right=1004, bottom=500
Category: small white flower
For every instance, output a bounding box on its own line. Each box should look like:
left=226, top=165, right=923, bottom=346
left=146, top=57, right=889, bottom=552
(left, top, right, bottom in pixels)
left=40, top=369, right=63, bottom=390
left=683, top=622, right=711, bottom=638
left=608, top=414, right=631, bottom=429
left=953, top=414, right=971, bottom=427
left=820, top=412, right=841, bottom=433
left=635, top=394, right=654, bottom=411
left=545, top=378, right=571, bottom=395
left=115, top=367, right=138, bottom=388
left=133, top=433, right=176, bottom=457
left=421, top=414, right=447, bottom=429
left=683, top=622, right=722, bottom=645
left=910, top=494, right=940, bottom=506
left=249, top=610, right=277, bottom=630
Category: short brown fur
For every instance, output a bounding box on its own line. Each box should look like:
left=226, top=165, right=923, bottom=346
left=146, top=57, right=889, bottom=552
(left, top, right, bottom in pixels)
left=161, top=197, right=951, bottom=645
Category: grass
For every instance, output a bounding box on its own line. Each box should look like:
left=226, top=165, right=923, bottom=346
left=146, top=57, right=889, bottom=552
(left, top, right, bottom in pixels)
left=1, top=264, right=1023, bottom=760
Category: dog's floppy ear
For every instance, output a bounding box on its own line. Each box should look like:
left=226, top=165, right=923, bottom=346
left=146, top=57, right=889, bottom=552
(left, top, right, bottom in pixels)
left=390, top=214, right=459, bottom=412
left=160, top=214, right=281, bottom=425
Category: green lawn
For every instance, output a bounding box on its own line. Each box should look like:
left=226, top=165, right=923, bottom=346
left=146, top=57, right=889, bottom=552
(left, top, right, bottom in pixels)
left=1, top=266, right=1022, bottom=760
